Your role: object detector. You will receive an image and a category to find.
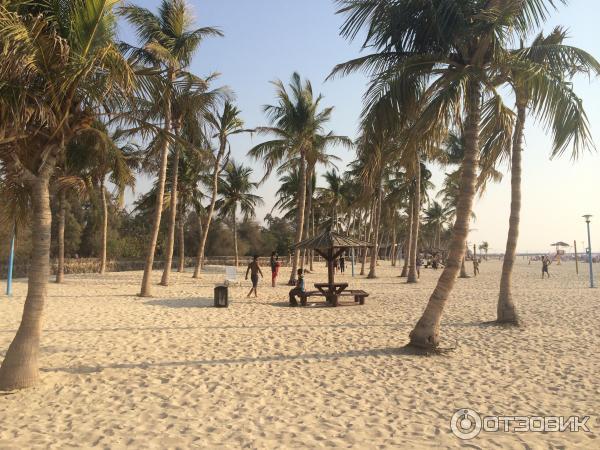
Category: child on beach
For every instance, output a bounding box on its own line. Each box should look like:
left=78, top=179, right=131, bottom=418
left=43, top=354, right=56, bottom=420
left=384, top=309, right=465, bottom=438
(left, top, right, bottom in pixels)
left=270, top=252, right=280, bottom=287
left=245, top=255, right=264, bottom=297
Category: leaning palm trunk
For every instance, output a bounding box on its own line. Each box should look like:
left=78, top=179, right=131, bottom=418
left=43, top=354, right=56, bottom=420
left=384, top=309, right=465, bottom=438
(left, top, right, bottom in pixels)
left=288, top=152, right=307, bottom=285
left=193, top=141, right=226, bottom=278
left=99, top=181, right=108, bottom=275
left=407, top=162, right=421, bottom=283
left=459, top=258, right=469, bottom=278
left=177, top=212, right=185, bottom=273
left=55, top=191, right=66, bottom=283
left=140, top=90, right=172, bottom=297
left=496, top=99, right=525, bottom=325
left=409, top=82, right=481, bottom=350
left=160, top=141, right=181, bottom=286
left=367, top=183, right=383, bottom=278
left=0, top=175, right=52, bottom=390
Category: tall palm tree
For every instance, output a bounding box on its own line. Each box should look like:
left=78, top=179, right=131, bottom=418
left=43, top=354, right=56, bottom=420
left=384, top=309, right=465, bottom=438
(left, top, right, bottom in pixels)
left=0, top=0, right=134, bottom=391
left=249, top=72, right=346, bottom=285
left=215, top=161, right=263, bottom=267
left=120, top=0, right=222, bottom=296
left=333, top=0, right=551, bottom=350
left=496, top=28, right=598, bottom=325
left=318, top=170, right=345, bottom=229
left=160, top=76, right=222, bottom=286
left=193, top=101, right=245, bottom=278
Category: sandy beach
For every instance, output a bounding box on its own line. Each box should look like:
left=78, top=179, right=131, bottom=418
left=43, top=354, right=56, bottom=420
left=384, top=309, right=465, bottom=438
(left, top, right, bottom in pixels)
left=1, top=259, right=598, bottom=449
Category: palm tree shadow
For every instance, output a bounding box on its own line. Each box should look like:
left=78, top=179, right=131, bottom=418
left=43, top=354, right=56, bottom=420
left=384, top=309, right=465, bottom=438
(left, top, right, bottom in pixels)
left=42, top=346, right=414, bottom=375
left=143, top=297, right=214, bottom=309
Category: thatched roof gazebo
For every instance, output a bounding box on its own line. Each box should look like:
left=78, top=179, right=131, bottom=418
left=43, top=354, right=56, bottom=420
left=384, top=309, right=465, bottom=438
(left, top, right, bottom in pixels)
left=294, top=229, right=372, bottom=305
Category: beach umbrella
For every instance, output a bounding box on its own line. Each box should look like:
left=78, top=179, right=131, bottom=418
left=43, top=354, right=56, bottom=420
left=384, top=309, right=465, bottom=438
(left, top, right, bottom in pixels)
left=293, top=229, right=371, bottom=298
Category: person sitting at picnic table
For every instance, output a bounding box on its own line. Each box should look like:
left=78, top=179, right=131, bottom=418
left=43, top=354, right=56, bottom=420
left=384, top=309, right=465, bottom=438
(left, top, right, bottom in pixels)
left=288, top=269, right=305, bottom=307
left=270, top=251, right=280, bottom=287
left=245, top=255, right=264, bottom=298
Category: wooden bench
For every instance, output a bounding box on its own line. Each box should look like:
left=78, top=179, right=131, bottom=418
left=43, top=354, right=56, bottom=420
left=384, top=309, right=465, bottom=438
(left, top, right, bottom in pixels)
left=290, top=289, right=369, bottom=307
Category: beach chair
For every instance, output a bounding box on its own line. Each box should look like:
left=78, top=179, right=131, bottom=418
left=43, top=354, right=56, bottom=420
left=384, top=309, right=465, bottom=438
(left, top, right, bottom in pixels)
left=224, top=266, right=240, bottom=286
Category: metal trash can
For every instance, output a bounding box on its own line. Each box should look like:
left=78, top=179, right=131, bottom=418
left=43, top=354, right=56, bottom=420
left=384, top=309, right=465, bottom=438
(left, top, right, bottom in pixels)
left=214, top=285, right=228, bottom=307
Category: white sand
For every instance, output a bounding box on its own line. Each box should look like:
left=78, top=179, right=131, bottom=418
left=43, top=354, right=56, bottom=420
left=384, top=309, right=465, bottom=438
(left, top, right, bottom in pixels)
left=1, top=259, right=599, bottom=449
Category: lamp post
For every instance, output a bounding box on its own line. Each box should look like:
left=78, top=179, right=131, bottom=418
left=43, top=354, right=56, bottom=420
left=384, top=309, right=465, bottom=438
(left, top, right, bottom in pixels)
left=583, top=215, right=594, bottom=288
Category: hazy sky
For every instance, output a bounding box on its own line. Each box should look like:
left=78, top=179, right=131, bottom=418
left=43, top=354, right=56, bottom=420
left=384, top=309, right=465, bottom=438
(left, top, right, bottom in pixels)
left=119, top=0, right=600, bottom=254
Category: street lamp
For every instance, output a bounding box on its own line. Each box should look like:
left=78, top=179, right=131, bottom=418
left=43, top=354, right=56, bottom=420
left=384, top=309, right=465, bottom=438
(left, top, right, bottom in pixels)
left=583, top=215, right=594, bottom=288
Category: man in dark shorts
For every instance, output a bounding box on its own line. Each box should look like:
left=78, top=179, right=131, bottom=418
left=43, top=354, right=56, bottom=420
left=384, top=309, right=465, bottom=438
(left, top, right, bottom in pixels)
left=245, top=255, right=264, bottom=297
left=542, top=256, right=551, bottom=279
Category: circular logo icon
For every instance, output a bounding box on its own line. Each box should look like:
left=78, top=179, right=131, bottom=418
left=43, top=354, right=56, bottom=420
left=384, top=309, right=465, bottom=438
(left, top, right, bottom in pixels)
left=451, top=408, right=482, bottom=440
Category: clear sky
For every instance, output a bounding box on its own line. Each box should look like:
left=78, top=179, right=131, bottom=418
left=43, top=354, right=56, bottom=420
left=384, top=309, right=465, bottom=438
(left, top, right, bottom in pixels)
left=118, top=0, right=600, bottom=254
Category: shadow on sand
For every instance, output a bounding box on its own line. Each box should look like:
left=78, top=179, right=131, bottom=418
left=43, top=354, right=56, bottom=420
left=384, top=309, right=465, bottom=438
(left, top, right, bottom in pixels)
left=41, top=346, right=428, bottom=375
left=143, top=297, right=214, bottom=309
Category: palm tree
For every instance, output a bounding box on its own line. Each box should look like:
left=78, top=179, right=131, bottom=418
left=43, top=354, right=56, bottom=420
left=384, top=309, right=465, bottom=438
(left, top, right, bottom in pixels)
left=479, top=242, right=489, bottom=261
left=120, top=0, right=222, bottom=296
left=0, top=0, right=134, bottom=391
left=193, top=101, right=245, bottom=278
left=333, top=0, right=554, bottom=350
left=216, top=161, right=263, bottom=266
left=160, top=76, right=222, bottom=286
left=424, top=201, right=452, bottom=250
left=249, top=72, right=346, bottom=285
left=62, top=126, right=139, bottom=275
left=496, top=28, right=598, bottom=325
left=318, top=170, right=345, bottom=229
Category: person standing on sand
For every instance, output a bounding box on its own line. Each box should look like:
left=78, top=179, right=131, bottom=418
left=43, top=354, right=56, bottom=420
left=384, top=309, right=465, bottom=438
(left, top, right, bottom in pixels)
left=416, top=255, right=423, bottom=278
left=339, top=254, right=345, bottom=273
left=245, top=255, right=264, bottom=297
left=473, top=258, right=480, bottom=276
left=270, top=251, right=280, bottom=287
left=542, top=255, right=551, bottom=279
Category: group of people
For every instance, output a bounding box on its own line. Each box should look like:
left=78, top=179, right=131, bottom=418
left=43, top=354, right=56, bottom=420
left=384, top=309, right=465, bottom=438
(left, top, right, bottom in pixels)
left=244, top=253, right=308, bottom=304
left=244, top=252, right=284, bottom=297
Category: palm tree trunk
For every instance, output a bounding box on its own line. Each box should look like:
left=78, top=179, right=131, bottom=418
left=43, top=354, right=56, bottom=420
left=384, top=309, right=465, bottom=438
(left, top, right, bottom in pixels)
left=140, top=78, right=172, bottom=297
left=368, top=183, right=383, bottom=278
left=302, top=170, right=313, bottom=270
left=288, top=152, right=307, bottom=285
left=409, top=81, right=481, bottom=350
left=401, top=197, right=414, bottom=278
left=160, top=140, right=181, bottom=286
left=55, top=190, right=66, bottom=283
left=99, top=180, right=108, bottom=275
left=233, top=209, right=239, bottom=267
left=177, top=211, right=185, bottom=273
left=497, top=98, right=525, bottom=325
left=193, top=140, right=226, bottom=278
left=309, top=203, right=315, bottom=272
left=391, top=220, right=397, bottom=267
left=0, top=175, right=52, bottom=390
left=407, top=162, right=421, bottom=283
left=361, top=204, right=374, bottom=276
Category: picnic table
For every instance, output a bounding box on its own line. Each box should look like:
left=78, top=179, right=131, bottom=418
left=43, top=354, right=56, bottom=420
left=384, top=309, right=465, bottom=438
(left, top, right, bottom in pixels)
left=289, top=228, right=372, bottom=307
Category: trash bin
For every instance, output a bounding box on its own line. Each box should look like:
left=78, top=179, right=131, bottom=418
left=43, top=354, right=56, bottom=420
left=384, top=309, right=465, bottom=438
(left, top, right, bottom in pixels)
left=214, top=285, right=228, bottom=307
